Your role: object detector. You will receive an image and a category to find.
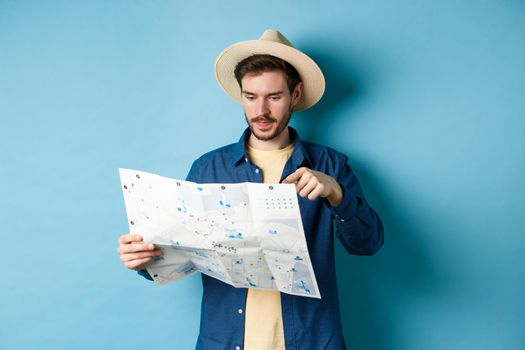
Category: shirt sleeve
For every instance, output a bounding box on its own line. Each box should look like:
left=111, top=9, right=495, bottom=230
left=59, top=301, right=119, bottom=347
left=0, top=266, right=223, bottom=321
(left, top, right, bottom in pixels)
left=327, top=158, right=384, bottom=255
left=137, top=269, right=154, bottom=281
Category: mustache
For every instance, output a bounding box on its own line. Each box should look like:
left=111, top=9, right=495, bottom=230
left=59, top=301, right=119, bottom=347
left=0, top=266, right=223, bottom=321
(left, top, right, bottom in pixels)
left=251, top=116, right=277, bottom=123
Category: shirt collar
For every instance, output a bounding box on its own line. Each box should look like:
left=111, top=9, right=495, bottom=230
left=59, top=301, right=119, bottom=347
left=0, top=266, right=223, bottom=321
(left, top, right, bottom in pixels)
left=231, top=127, right=312, bottom=169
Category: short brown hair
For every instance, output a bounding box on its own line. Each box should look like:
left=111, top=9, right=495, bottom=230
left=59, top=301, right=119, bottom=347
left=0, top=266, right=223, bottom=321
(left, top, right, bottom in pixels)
left=234, top=54, right=302, bottom=93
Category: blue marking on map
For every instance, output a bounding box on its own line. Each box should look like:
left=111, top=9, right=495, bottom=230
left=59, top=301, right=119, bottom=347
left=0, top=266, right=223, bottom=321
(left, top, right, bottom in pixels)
left=298, top=280, right=311, bottom=294
left=170, top=240, right=180, bottom=247
left=177, top=200, right=187, bottom=213
left=294, top=256, right=303, bottom=261
left=268, top=229, right=278, bottom=235
left=181, top=266, right=196, bottom=274
left=246, top=277, right=257, bottom=287
left=219, top=200, right=232, bottom=208
left=197, top=187, right=203, bottom=191
left=225, top=227, right=243, bottom=239
left=195, top=251, right=209, bottom=258
left=226, top=232, right=243, bottom=239
left=154, top=255, right=164, bottom=262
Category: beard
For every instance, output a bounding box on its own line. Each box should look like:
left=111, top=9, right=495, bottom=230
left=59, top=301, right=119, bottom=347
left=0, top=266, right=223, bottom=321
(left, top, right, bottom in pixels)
left=244, top=104, right=293, bottom=141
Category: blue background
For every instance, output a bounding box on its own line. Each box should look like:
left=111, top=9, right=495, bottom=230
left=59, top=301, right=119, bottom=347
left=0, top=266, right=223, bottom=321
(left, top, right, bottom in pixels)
left=1, top=1, right=524, bottom=349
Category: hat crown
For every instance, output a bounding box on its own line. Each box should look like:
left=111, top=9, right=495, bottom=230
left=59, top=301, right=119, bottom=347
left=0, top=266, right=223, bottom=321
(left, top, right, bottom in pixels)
left=259, top=29, right=295, bottom=48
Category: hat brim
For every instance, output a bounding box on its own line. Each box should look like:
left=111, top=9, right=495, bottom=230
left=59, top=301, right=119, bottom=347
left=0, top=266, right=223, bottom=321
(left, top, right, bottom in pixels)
left=214, top=40, right=325, bottom=112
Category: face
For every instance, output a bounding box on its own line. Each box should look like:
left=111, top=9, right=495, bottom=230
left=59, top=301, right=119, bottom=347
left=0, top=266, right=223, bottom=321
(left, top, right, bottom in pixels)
left=241, top=70, right=302, bottom=142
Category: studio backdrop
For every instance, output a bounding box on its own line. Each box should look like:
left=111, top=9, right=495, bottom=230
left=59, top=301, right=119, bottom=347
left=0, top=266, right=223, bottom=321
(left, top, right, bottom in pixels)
left=1, top=1, right=523, bottom=349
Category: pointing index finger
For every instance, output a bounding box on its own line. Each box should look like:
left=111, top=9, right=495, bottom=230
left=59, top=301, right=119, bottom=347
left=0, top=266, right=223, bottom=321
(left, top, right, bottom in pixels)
left=282, top=167, right=307, bottom=184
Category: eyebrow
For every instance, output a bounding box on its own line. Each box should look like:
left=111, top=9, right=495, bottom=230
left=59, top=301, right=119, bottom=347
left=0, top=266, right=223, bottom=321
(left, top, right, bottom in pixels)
left=241, top=90, right=284, bottom=97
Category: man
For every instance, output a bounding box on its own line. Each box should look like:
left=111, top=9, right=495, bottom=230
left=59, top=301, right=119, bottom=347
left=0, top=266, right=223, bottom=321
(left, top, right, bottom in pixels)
left=118, top=29, right=384, bottom=350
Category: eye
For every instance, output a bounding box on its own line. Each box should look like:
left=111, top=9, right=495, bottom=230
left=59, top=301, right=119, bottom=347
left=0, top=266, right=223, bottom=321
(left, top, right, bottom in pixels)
left=244, top=95, right=255, bottom=101
left=270, top=95, right=281, bottom=101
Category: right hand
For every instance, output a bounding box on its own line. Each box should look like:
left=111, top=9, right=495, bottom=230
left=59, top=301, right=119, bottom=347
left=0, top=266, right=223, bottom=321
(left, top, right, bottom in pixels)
left=117, top=233, right=162, bottom=270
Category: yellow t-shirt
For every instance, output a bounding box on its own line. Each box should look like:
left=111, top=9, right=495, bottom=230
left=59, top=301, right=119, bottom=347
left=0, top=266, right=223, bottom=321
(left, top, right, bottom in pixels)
left=244, top=142, right=294, bottom=350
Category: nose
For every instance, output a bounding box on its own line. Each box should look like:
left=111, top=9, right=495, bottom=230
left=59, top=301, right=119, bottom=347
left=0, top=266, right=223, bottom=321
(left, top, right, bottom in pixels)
left=255, top=98, right=270, bottom=116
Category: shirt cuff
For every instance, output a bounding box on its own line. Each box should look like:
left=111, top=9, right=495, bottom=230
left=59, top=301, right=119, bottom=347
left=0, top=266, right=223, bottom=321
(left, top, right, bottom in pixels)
left=137, top=269, right=154, bottom=281
left=327, top=187, right=358, bottom=222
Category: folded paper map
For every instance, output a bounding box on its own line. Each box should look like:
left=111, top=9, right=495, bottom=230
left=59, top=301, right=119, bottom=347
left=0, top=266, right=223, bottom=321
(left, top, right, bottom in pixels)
left=119, top=168, right=320, bottom=298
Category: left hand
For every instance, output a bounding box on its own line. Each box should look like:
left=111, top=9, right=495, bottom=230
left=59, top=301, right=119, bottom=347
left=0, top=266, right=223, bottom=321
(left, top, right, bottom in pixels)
left=282, top=167, right=343, bottom=207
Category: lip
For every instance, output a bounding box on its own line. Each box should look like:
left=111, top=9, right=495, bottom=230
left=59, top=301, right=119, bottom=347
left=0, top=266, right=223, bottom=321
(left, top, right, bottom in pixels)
left=255, top=120, right=274, bottom=129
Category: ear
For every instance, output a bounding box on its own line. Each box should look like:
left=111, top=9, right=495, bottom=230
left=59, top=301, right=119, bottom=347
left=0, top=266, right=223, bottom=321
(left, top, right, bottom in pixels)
left=291, top=82, right=303, bottom=107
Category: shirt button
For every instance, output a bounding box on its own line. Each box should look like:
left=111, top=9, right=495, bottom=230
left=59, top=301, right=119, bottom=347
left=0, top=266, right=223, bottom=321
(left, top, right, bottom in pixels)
left=255, top=168, right=260, bottom=173
left=235, top=346, right=241, bottom=350
left=238, top=308, right=243, bottom=314
left=340, top=219, right=345, bottom=222
left=244, top=157, right=248, bottom=162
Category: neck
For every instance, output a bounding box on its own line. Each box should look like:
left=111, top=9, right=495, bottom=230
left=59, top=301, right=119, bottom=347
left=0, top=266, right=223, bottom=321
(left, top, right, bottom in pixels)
left=248, top=127, right=291, bottom=151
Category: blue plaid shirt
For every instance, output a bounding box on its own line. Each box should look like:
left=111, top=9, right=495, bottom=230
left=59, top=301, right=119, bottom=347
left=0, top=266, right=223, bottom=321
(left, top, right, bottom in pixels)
left=139, top=127, right=384, bottom=350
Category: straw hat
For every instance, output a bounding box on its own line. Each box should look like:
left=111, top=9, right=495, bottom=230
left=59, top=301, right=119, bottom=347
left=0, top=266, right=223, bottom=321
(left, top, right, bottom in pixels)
left=214, top=29, right=325, bottom=112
